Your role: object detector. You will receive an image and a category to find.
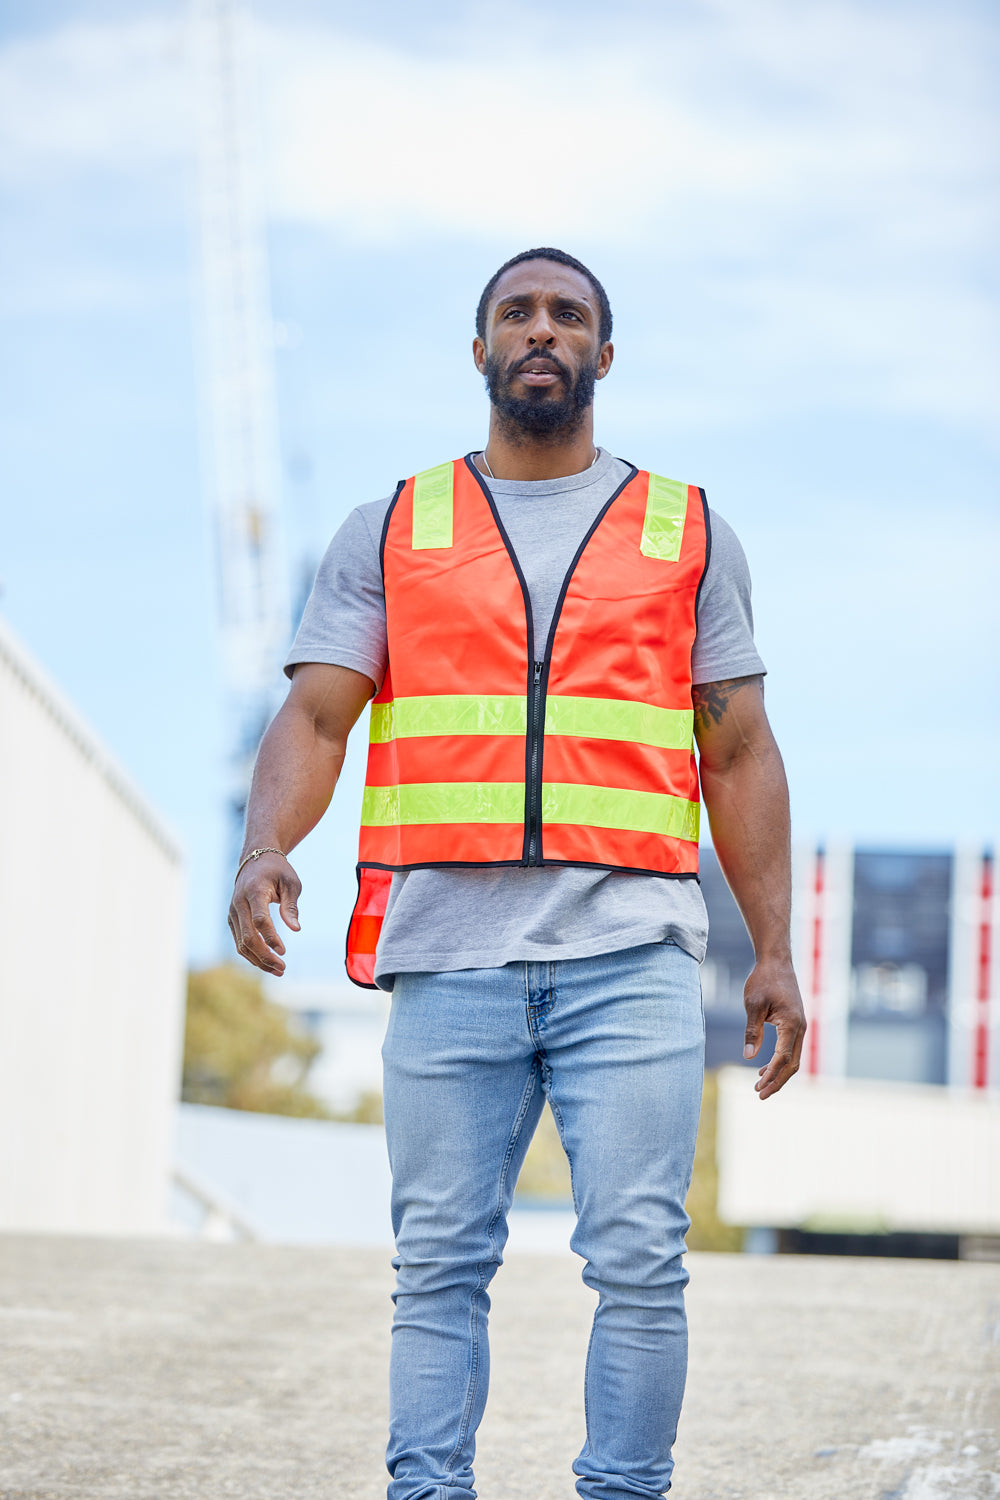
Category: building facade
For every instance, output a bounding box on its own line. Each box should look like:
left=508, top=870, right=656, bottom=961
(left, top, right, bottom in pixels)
left=701, top=844, right=999, bottom=1093
left=0, top=618, right=186, bottom=1234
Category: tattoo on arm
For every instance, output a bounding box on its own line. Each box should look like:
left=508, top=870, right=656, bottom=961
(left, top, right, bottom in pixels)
left=692, top=675, right=763, bottom=735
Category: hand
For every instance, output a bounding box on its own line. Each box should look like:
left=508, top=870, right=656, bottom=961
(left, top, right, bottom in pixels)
left=742, top=957, right=806, bottom=1100
left=228, top=852, right=302, bottom=977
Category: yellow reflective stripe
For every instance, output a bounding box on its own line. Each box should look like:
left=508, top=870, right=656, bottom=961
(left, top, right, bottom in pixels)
left=361, top=779, right=698, bottom=840
left=370, top=695, right=527, bottom=744
left=542, top=783, right=700, bottom=841
left=640, top=473, right=688, bottom=561
left=544, top=696, right=693, bottom=750
left=361, top=782, right=525, bottom=826
left=371, top=694, right=689, bottom=748
left=411, top=462, right=454, bottom=549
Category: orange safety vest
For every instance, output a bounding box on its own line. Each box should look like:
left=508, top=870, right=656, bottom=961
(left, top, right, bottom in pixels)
left=346, top=454, right=710, bottom=986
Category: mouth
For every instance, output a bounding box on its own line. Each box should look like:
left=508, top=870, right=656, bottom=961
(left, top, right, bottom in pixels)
left=514, top=361, right=563, bottom=387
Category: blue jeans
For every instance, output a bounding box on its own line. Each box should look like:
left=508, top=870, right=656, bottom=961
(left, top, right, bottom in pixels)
left=381, top=941, right=705, bottom=1500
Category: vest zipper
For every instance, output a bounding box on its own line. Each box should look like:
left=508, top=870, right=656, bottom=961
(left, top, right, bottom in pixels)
left=527, top=659, right=544, bottom=865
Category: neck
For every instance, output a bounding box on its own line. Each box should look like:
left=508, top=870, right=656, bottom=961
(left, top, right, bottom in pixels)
left=477, top=411, right=598, bottom=481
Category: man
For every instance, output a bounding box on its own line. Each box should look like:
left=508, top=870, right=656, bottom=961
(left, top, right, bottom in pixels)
left=229, top=247, right=806, bottom=1500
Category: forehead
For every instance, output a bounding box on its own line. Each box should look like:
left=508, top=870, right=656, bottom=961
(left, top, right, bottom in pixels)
left=488, top=259, right=595, bottom=313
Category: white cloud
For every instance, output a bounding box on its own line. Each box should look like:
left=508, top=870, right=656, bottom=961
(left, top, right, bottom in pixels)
left=0, top=2, right=996, bottom=425
left=254, top=4, right=999, bottom=428
left=0, top=18, right=187, bottom=181
left=3, top=5, right=991, bottom=251
left=257, top=2, right=994, bottom=252
left=259, top=29, right=766, bottom=241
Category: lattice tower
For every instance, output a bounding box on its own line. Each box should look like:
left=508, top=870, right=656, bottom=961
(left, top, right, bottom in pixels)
left=190, top=0, right=289, bottom=868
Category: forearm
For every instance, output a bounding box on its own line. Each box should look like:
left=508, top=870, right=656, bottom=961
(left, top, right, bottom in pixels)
left=700, top=737, right=792, bottom=963
left=693, top=677, right=804, bottom=1098
left=229, top=664, right=373, bottom=976
left=240, top=700, right=346, bottom=859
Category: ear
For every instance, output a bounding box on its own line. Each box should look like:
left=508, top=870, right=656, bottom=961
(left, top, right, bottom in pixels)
left=596, top=341, right=614, bottom=379
left=472, top=335, right=487, bottom=376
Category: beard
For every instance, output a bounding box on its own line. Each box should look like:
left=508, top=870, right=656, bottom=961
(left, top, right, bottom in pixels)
left=484, top=349, right=599, bottom=439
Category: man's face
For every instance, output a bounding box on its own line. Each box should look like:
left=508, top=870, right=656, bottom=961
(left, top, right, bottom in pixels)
left=473, top=261, right=613, bottom=437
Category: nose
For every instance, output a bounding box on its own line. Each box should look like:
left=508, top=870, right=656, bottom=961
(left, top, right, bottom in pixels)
left=525, top=307, right=557, bottom=346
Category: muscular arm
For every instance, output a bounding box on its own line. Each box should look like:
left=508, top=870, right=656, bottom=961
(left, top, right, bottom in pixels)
left=694, top=675, right=806, bottom=1099
left=228, top=663, right=375, bottom=976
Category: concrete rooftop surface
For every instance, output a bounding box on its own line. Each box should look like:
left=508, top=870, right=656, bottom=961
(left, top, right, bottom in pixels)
left=0, top=1234, right=997, bottom=1500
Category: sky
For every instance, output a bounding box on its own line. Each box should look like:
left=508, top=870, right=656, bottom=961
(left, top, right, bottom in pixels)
left=2, top=0, right=998, bottom=979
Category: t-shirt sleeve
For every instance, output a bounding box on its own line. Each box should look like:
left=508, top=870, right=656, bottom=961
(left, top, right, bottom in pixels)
left=283, top=500, right=390, bottom=688
left=691, top=509, right=767, bottom=685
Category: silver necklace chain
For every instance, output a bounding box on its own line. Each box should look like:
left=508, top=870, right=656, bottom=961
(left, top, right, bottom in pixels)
left=480, top=446, right=600, bottom=479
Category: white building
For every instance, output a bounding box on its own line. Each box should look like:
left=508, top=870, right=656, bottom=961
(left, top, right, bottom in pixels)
left=717, top=1068, right=1000, bottom=1246
left=0, top=617, right=186, bottom=1234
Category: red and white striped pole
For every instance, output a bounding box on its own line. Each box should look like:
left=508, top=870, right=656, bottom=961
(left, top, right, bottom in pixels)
left=806, top=846, right=825, bottom=1076
left=972, top=849, right=994, bottom=1090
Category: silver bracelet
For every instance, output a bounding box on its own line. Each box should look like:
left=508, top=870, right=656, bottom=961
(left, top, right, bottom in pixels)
left=235, top=847, right=286, bottom=882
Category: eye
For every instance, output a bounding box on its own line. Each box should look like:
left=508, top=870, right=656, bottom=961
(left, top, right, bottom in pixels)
left=502, top=307, right=526, bottom=319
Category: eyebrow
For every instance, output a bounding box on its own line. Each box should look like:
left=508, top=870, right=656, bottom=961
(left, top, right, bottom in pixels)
left=494, top=292, right=593, bottom=314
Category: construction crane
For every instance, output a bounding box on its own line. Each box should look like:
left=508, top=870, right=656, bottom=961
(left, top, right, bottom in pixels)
left=189, top=0, right=290, bottom=883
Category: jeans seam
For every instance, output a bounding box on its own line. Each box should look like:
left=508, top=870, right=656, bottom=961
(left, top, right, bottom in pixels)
left=443, top=1273, right=486, bottom=1476
left=443, top=1056, right=540, bottom=1474
left=581, top=1300, right=600, bottom=1448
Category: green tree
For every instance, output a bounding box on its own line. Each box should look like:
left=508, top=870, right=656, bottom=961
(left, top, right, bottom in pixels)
left=685, top=1070, right=743, bottom=1252
left=182, top=964, right=332, bottom=1119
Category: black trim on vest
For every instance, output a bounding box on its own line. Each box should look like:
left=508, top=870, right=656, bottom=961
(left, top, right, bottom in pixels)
left=378, top=479, right=407, bottom=580
left=359, top=858, right=525, bottom=872
left=463, top=453, right=539, bottom=864
left=536, top=860, right=701, bottom=881
left=539, top=461, right=639, bottom=665
left=358, top=857, right=700, bottom=881
left=693, top=487, right=712, bottom=635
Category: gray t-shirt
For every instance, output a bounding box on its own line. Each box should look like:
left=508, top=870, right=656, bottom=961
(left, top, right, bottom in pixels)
left=287, top=450, right=765, bottom=988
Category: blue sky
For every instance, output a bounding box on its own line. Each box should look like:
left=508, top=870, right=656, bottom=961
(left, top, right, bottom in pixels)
left=2, top=0, right=998, bottom=977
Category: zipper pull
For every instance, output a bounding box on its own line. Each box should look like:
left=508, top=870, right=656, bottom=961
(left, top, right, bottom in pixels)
left=534, top=660, right=543, bottom=684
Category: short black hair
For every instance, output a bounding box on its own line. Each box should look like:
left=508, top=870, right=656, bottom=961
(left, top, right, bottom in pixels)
left=476, top=247, right=613, bottom=346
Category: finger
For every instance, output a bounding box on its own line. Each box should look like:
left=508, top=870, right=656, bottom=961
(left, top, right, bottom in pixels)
left=755, top=1052, right=795, bottom=1100
left=235, top=873, right=285, bottom=950
left=235, top=929, right=286, bottom=976
left=228, top=898, right=249, bottom=955
left=249, top=902, right=285, bottom=957
left=756, top=1032, right=797, bottom=1088
left=755, top=1021, right=804, bottom=1099
left=231, top=889, right=286, bottom=976
left=278, top=874, right=301, bottom=932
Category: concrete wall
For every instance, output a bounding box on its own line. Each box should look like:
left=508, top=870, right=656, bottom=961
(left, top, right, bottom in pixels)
left=716, top=1065, right=1000, bottom=1234
left=0, top=617, right=186, bottom=1233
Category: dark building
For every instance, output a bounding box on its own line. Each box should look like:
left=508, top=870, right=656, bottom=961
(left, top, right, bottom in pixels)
left=701, top=846, right=959, bottom=1086
left=847, top=849, right=952, bottom=1086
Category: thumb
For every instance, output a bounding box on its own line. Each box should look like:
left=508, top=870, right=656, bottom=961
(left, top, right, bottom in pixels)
left=744, top=998, right=765, bottom=1060
left=279, top=884, right=301, bottom=932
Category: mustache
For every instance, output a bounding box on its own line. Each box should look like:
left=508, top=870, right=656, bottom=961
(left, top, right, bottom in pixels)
left=508, top=352, right=572, bottom=380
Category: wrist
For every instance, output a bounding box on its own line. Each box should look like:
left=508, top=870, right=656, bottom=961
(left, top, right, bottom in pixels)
left=235, top=846, right=287, bottom=881
left=752, top=944, right=794, bottom=968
